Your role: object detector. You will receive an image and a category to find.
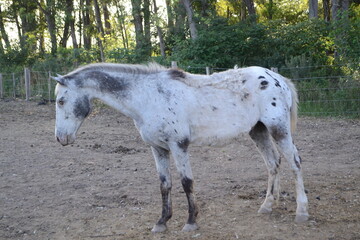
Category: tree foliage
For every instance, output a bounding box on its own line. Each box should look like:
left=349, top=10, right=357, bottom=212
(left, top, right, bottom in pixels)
left=0, top=0, right=359, bottom=72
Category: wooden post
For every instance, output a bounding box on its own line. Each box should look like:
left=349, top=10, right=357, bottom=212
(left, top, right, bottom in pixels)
left=0, top=73, right=3, bottom=99
left=171, top=61, right=178, bottom=69
left=206, top=67, right=210, bottom=75
left=12, top=73, right=16, bottom=99
left=48, top=71, right=52, bottom=102
left=24, top=68, right=31, bottom=101
left=271, top=67, right=278, bottom=73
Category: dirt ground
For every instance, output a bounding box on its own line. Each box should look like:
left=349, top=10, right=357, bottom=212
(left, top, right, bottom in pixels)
left=0, top=100, right=359, bottom=240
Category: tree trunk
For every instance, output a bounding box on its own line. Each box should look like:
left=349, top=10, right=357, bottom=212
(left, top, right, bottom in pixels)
left=93, top=0, right=105, bottom=61
left=0, top=6, right=11, bottom=50
left=61, top=0, right=78, bottom=49
left=82, top=0, right=92, bottom=50
left=182, top=0, right=198, bottom=40
left=242, top=0, right=256, bottom=22
left=17, top=1, right=37, bottom=52
left=103, top=3, right=111, bottom=35
left=115, top=2, right=129, bottom=49
left=143, top=0, right=152, bottom=56
left=309, top=0, right=318, bottom=19
left=174, top=1, right=186, bottom=40
left=323, top=0, right=331, bottom=21
left=331, top=0, right=349, bottom=21
left=166, top=0, right=175, bottom=33
left=37, top=0, right=57, bottom=55
left=131, top=0, right=144, bottom=50
left=60, top=19, right=70, bottom=48
left=153, top=0, right=166, bottom=57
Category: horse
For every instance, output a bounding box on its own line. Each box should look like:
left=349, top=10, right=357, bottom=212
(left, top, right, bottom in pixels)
left=53, top=62, right=309, bottom=233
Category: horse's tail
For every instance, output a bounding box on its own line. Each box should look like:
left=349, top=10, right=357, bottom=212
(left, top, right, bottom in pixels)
left=285, top=78, right=299, bottom=133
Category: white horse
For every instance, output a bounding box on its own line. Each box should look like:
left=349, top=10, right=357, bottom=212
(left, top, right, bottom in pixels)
left=54, top=63, right=309, bottom=232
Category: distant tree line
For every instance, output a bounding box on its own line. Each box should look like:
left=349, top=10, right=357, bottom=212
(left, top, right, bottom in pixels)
left=0, top=0, right=359, bottom=72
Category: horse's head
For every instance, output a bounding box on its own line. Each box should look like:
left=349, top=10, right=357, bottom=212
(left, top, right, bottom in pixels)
left=54, top=75, right=91, bottom=146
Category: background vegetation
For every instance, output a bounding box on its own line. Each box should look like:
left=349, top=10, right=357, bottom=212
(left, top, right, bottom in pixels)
left=0, top=0, right=359, bottom=116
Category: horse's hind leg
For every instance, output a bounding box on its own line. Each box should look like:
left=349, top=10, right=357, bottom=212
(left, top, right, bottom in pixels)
left=250, top=122, right=281, bottom=214
left=270, top=126, right=309, bottom=222
left=170, top=140, right=199, bottom=232
left=151, top=146, right=173, bottom=233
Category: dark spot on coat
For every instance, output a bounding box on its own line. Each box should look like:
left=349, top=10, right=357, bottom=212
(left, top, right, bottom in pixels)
left=85, top=71, right=129, bottom=95
left=258, top=76, right=265, bottom=79
left=211, top=106, right=218, bottom=111
left=271, top=102, right=276, bottom=107
left=270, top=183, right=274, bottom=195
left=260, top=80, right=268, bottom=90
left=157, top=83, right=171, bottom=101
left=242, top=79, right=247, bottom=84
left=177, top=138, right=190, bottom=152
left=73, top=95, right=91, bottom=119
left=159, top=175, right=167, bottom=183
left=270, top=126, right=287, bottom=141
left=265, top=71, right=281, bottom=88
left=181, top=177, right=193, bottom=194
left=273, top=97, right=276, bottom=100
left=169, top=69, right=186, bottom=79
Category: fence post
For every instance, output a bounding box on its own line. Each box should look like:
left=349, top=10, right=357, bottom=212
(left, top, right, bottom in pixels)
left=0, top=73, right=3, bottom=99
left=206, top=67, right=210, bottom=75
left=271, top=67, right=278, bottom=73
left=171, top=61, right=178, bottom=69
left=24, top=67, right=31, bottom=101
left=12, top=73, right=16, bottom=99
left=48, top=71, right=52, bottom=102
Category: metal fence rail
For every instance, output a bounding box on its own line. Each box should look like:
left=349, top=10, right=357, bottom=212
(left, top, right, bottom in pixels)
left=0, top=64, right=359, bottom=117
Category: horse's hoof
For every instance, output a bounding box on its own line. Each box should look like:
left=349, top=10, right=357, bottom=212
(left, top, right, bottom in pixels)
left=151, top=224, right=167, bottom=233
left=295, top=214, right=309, bottom=223
left=258, top=207, right=272, bottom=214
left=182, top=223, right=199, bottom=232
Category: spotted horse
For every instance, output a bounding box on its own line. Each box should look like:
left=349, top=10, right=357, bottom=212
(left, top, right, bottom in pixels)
left=53, top=63, right=309, bottom=233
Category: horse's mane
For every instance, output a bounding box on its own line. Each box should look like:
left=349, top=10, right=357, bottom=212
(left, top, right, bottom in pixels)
left=67, top=62, right=168, bottom=77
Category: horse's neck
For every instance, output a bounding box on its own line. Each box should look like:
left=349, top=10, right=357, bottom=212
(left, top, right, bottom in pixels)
left=88, top=73, right=144, bottom=122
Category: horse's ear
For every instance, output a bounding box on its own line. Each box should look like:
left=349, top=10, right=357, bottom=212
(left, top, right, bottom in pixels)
left=52, top=74, right=66, bottom=86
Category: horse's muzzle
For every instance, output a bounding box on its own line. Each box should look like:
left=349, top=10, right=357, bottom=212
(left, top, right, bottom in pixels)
left=56, top=134, right=75, bottom=146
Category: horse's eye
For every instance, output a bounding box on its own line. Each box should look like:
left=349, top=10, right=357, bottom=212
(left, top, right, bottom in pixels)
left=58, top=99, right=65, bottom=106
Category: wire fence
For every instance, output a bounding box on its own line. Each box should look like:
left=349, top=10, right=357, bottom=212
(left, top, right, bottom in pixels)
left=0, top=64, right=359, bottom=117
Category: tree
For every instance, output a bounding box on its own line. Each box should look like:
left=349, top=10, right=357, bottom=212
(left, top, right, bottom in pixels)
left=93, top=0, right=105, bottom=61
left=115, top=1, right=129, bottom=49
left=0, top=6, right=11, bottom=50
left=82, top=0, right=93, bottom=50
left=131, top=0, right=152, bottom=58
left=323, top=0, right=331, bottom=21
left=12, top=0, right=38, bottom=53
left=243, top=0, right=256, bottom=22
left=153, top=0, right=166, bottom=57
left=331, top=0, right=349, bottom=21
left=182, top=0, right=198, bottom=39
left=309, top=0, right=318, bottom=19
left=60, top=0, right=78, bottom=49
left=36, top=0, right=57, bottom=55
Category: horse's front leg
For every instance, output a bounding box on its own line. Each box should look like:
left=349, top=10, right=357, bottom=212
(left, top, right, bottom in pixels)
left=151, top=146, right=173, bottom=233
left=170, top=140, right=199, bottom=232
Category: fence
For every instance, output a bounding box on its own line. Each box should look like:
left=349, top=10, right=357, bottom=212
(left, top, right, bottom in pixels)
left=0, top=64, right=359, bottom=117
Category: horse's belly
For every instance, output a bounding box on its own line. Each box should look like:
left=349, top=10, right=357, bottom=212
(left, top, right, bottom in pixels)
left=189, top=103, right=259, bottom=147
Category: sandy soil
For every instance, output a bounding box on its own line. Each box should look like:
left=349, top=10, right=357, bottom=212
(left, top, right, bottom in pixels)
left=0, top=100, right=359, bottom=240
